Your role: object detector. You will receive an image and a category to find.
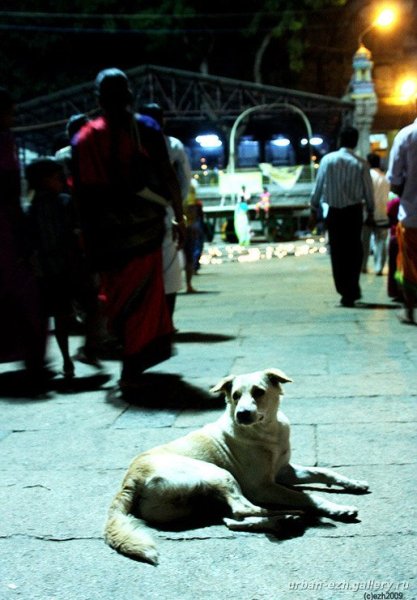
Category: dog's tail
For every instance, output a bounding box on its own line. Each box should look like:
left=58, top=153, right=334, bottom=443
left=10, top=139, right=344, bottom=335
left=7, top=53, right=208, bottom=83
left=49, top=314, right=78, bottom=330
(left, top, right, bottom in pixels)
left=104, top=481, right=159, bottom=566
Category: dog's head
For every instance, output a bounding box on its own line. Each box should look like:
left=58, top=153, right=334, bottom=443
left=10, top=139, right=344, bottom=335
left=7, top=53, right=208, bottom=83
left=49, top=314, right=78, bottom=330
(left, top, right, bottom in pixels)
left=210, top=368, right=292, bottom=427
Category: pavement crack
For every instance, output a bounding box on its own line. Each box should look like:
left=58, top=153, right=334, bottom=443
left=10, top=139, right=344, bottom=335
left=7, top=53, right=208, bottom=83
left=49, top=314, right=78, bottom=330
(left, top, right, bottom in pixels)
left=0, top=533, right=102, bottom=542
left=159, top=533, right=236, bottom=541
left=22, top=484, right=51, bottom=490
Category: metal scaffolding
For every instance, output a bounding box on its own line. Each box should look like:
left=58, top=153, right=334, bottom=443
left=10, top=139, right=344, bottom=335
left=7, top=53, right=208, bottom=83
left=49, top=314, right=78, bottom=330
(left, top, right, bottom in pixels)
left=13, top=64, right=353, bottom=155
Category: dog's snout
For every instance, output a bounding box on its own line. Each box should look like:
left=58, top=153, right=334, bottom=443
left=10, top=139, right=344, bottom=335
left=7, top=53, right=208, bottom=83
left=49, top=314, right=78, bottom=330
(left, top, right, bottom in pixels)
left=236, top=409, right=255, bottom=425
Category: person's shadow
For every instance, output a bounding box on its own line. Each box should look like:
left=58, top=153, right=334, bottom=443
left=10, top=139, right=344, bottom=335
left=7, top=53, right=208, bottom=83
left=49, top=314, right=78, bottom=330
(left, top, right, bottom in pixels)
left=108, top=372, right=225, bottom=410
left=355, top=301, right=402, bottom=310
left=174, top=332, right=236, bottom=343
left=0, top=369, right=112, bottom=401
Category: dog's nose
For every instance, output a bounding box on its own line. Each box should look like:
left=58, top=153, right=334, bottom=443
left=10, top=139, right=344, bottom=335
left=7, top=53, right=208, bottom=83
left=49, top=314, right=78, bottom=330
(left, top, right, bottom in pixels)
left=236, top=409, right=255, bottom=425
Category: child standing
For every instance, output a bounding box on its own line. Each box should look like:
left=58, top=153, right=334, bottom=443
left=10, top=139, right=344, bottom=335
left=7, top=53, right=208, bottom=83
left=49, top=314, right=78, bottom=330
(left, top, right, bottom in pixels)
left=25, top=158, right=83, bottom=378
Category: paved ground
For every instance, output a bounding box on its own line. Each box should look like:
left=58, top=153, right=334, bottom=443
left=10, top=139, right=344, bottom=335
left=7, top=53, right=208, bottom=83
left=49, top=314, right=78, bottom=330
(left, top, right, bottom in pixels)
left=1, top=241, right=416, bottom=600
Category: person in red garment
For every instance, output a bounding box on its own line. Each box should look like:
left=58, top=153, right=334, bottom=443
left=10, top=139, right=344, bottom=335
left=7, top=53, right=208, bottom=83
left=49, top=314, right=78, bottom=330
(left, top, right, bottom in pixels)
left=0, top=87, right=48, bottom=391
left=72, top=69, right=185, bottom=388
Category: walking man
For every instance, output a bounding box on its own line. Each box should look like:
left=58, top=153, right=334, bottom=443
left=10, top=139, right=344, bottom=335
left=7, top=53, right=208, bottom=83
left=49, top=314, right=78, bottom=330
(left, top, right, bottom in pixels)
left=310, top=126, right=374, bottom=307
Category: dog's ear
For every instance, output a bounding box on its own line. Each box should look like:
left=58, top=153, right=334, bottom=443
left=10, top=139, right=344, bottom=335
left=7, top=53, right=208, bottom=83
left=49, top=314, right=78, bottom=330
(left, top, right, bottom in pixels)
left=264, top=368, right=293, bottom=386
left=210, top=375, right=235, bottom=396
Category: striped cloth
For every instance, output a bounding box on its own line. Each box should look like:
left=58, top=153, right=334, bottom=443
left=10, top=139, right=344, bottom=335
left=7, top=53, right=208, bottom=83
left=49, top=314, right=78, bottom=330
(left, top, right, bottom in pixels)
left=310, top=147, right=374, bottom=213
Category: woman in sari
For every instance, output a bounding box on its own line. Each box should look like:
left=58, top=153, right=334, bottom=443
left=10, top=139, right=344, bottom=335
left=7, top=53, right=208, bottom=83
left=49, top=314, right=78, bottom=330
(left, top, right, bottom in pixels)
left=72, top=69, right=185, bottom=386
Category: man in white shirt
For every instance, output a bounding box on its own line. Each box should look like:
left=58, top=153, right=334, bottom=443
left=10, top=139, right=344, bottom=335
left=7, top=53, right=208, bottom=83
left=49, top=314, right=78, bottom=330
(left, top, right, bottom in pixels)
left=310, top=126, right=374, bottom=307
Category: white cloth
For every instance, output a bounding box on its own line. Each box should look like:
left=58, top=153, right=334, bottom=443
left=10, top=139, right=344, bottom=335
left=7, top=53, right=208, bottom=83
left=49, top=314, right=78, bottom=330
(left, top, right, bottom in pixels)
left=166, top=136, right=192, bottom=201
left=369, top=168, right=389, bottom=225
left=161, top=135, right=191, bottom=294
left=162, top=206, right=183, bottom=295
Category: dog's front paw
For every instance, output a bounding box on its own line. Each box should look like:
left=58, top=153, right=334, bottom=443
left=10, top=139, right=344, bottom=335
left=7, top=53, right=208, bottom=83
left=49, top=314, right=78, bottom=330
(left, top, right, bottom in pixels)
left=345, top=479, right=369, bottom=494
left=330, top=504, right=359, bottom=522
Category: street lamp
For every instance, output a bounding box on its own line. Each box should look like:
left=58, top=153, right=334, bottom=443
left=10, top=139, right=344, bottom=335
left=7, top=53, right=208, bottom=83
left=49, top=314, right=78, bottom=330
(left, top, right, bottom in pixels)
left=358, top=7, right=396, bottom=47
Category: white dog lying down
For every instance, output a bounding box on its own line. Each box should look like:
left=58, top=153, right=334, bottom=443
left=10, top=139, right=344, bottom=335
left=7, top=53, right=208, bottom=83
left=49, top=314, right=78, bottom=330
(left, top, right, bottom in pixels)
left=104, top=369, right=369, bottom=565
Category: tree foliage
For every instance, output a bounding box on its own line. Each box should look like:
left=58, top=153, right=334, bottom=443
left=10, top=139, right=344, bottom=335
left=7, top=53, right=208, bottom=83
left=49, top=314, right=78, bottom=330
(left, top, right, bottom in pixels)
left=0, top=0, right=356, bottom=102
left=246, top=0, right=348, bottom=82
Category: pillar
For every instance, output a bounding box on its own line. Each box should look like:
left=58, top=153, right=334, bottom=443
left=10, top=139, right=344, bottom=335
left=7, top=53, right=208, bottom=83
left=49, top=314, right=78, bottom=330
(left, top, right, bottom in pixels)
left=350, top=44, right=378, bottom=158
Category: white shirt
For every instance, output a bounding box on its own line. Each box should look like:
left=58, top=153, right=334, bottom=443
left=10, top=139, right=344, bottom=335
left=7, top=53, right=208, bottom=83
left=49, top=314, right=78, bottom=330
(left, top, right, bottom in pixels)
left=311, top=147, right=374, bottom=213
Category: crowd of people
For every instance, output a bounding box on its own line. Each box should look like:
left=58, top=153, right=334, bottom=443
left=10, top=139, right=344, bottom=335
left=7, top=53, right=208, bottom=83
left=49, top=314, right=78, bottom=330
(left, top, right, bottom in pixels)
left=0, top=69, right=205, bottom=394
left=1, top=74, right=416, bottom=395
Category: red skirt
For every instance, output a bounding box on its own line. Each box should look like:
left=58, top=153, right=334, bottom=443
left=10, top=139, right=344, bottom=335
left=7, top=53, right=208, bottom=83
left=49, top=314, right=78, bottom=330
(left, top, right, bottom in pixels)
left=100, top=248, right=173, bottom=374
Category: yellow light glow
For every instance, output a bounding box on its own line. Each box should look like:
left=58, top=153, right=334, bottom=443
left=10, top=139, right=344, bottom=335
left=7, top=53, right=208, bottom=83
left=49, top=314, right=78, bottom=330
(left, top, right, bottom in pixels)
left=374, top=8, right=396, bottom=28
left=399, top=78, right=417, bottom=101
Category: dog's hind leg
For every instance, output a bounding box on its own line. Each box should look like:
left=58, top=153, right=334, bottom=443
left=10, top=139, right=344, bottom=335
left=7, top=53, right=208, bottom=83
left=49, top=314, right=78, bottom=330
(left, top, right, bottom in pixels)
left=276, top=464, right=369, bottom=493
left=198, top=464, right=278, bottom=521
left=139, top=456, right=273, bottom=524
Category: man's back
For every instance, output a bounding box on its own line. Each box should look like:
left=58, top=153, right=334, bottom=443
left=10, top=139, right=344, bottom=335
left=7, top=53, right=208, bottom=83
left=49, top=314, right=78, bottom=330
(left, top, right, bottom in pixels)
left=311, top=147, right=373, bottom=211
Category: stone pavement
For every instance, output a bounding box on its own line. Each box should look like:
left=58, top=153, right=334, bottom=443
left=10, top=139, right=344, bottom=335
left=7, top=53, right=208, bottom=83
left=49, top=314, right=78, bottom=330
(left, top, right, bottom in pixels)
left=1, top=242, right=416, bottom=600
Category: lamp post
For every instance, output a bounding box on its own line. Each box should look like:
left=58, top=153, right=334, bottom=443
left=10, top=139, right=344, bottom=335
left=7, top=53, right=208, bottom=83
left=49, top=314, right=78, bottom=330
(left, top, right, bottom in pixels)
left=350, top=8, right=396, bottom=157
left=357, top=8, right=395, bottom=48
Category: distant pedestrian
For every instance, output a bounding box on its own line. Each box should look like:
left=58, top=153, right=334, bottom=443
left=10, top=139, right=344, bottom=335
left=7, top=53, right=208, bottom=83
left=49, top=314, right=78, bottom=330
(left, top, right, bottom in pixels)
left=255, top=186, right=271, bottom=218
left=310, top=126, right=374, bottom=307
left=234, top=186, right=251, bottom=247
left=183, top=181, right=204, bottom=292
left=387, top=116, right=417, bottom=324
left=361, top=153, right=390, bottom=275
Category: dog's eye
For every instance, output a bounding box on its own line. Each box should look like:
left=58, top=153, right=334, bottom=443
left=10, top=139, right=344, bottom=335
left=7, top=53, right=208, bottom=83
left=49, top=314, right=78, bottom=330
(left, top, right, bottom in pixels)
left=232, top=391, right=242, bottom=401
left=251, top=386, right=264, bottom=400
